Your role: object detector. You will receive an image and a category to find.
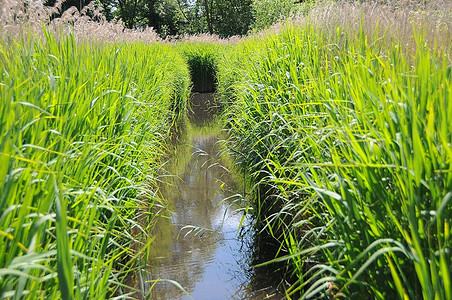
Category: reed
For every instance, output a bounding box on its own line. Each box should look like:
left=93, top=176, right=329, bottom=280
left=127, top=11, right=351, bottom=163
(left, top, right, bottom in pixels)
left=218, top=2, right=451, bottom=298
left=0, top=31, right=190, bottom=298
left=176, top=42, right=223, bottom=93
left=2, top=0, right=451, bottom=298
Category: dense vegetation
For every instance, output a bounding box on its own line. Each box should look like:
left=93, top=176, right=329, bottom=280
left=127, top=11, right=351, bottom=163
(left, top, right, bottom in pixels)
left=40, top=0, right=309, bottom=37
left=41, top=0, right=254, bottom=37
left=0, top=32, right=190, bottom=297
left=1, top=0, right=451, bottom=299
left=217, top=3, right=452, bottom=298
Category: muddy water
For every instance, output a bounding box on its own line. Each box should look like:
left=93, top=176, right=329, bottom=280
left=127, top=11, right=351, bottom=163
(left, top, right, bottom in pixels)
left=133, top=93, right=282, bottom=299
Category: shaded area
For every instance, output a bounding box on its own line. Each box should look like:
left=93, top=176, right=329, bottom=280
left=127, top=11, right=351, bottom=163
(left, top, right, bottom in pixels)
left=189, top=92, right=218, bottom=125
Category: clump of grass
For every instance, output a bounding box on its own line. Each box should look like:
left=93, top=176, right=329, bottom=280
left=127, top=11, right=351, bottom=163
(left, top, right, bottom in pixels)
left=174, top=43, right=230, bottom=126
left=218, top=1, right=451, bottom=298
left=0, top=30, right=190, bottom=298
left=177, top=43, right=223, bottom=93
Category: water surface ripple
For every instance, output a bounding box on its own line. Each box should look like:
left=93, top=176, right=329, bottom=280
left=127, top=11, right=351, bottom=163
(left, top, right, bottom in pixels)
left=136, top=92, right=282, bottom=299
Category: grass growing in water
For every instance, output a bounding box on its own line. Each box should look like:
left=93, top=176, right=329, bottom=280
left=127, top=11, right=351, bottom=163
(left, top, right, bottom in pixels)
left=0, top=31, right=190, bottom=298
left=177, top=43, right=221, bottom=93
left=2, top=0, right=451, bottom=298
left=218, top=13, right=451, bottom=300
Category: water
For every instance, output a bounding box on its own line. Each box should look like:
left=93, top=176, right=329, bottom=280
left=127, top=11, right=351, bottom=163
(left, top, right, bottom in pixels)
left=130, top=93, right=282, bottom=299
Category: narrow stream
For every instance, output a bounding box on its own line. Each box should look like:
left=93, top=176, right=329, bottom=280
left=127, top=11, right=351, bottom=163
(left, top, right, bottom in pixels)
left=131, top=93, right=282, bottom=299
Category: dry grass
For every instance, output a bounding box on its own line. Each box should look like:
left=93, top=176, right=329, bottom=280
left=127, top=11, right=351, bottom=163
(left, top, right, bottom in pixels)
left=2, top=0, right=450, bottom=51
left=165, top=33, right=243, bottom=45
left=0, top=0, right=161, bottom=43
left=258, top=0, right=452, bottom=58
left=0, top=0, right=243, bottom=44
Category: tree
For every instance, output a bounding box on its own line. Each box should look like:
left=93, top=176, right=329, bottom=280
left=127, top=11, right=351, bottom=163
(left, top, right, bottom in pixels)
left=211, top=0, right=253, bottom=37
left=173, top=0, right=253, bottom=37
left=46, top=0, right=253, bottom=37
left=44, top=0, right=92, bottom=16
left=203, top=0, right=213, bottom=34
left=251, top=0, right=299, bottom=31
left=144, top=0, right=254, bottom=37
left=115, top=0, right=142, bottom=28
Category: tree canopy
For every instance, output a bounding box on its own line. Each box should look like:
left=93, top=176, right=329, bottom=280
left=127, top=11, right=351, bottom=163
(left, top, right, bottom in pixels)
left=44, top=0, right=307, bottom=38
left=100, top=0, right=254, bottom=37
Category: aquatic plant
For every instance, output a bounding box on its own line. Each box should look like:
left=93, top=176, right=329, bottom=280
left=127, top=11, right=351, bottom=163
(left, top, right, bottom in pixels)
left=218, top=1, right=452, bottom=298
left=0, top=30, right=190, bottom=297
left=177, top=43, right=222, bottom=93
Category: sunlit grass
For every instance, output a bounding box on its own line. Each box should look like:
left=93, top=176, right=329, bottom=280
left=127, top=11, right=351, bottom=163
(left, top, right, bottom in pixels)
left=1, top=0, right=451, bottom=298
left=0, top=31, right=190, bottom=298
left=219, top=18, right=451, bottom=299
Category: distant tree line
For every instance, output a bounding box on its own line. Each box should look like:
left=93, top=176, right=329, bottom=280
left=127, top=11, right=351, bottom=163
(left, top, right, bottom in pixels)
left=44, top=0, right=309, bottom=38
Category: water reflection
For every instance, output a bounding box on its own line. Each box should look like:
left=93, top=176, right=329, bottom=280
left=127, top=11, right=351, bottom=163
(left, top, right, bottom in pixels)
left=144, top=133, right=241, bottom=299
left=131, top=93, right=283, bottom=299
left=189, top=93, right=217, bottom=126
left=131, top=128, right=280, bottom=300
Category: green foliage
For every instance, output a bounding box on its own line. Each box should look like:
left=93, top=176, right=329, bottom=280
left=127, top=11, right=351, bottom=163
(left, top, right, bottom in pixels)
left=218, top=23, right=451, bottom=299
left=94, top=0, right=253, bottom=37
left=154, top=0, right=188, bottom=36
left=3, top=2, right=451, bottom=299
left=250, top=0, right=316, bottom=31
left=177, top=43, right=224, bottom=92
left=251, top=0, right=298, bottom=31
left=211, top=0, right=254, bottom=37
left=0, top=31, right=190, bottom=298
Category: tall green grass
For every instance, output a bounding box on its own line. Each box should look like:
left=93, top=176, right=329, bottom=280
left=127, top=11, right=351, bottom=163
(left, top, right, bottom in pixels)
left=218, top=22, right=451, bottom=299
left=0, top=31, right=190, bottom=298
left=176, top=42, right=223, bottom=93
